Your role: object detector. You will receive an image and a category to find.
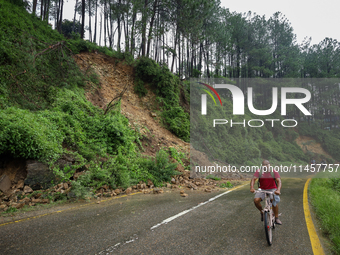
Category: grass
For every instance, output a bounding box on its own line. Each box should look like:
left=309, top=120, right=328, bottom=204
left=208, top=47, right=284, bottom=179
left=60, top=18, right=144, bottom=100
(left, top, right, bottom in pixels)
left=206, top=174, right=221, bottom=181
left=309, top=174, right=340, bottom=254
left=219, top=181, right=233, bottom=188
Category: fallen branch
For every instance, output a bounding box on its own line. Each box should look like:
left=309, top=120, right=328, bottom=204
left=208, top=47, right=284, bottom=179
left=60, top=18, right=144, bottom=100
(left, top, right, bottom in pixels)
left=33, top=41, right=64, bottom=64
left=104, top=80, right=129, bottom=115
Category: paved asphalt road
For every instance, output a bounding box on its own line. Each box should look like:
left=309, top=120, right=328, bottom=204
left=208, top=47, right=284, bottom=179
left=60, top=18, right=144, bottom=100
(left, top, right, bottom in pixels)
left=0, top=178, right=315, bottom=255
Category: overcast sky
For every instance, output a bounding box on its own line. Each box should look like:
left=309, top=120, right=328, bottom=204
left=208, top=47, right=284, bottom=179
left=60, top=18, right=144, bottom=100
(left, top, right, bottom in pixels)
left=61, top=0, right=340, bottom=46
left=220, top=0, right=340, bottom=45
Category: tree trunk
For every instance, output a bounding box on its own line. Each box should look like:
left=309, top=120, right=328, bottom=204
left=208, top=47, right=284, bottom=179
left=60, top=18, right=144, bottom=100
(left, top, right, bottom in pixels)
left=93, top=0, right=98, bottom=43
left=58, top=0, right=63, bottom=32
left=117, top=1, right=121, bottom=52
left=103, top=0, right=106, bottom=46
left=40, top=0, right=44, bottom=20
left=89, top=0, right=92, bottom=42
left=99, top=12, right=102, bottom=46
left=130, top=7, right=137, bottom=54
left=146, top=0, right=158, bottom=57
left=171, top=28, right=178, bottom=73
left=72, top=0, right=78, bottom=33
left=141, top=0, right=148, bottom=56
left=81, top=0, right=85, bottom=39
left=33, top=0, right=37, bottom=15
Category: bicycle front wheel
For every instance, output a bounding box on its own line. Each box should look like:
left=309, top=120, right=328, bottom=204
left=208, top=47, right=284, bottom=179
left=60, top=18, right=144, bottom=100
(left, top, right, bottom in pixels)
left=264, top=211, right=273, bottom=246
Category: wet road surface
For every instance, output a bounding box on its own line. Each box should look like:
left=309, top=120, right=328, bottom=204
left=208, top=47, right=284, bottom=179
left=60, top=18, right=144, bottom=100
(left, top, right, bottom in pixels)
left=0, top=178, right=315, bottom=254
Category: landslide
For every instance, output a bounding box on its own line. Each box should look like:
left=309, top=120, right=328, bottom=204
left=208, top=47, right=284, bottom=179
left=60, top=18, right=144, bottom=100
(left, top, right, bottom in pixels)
left=74, top=52, right=189, bottom=157
left=295, top=135, right=335, bottom=162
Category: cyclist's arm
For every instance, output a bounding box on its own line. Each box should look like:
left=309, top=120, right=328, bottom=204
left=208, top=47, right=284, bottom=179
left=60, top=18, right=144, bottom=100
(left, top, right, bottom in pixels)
left=250, top=177, right=257, bottom=193
left=275, top=178, right=281, bottom=194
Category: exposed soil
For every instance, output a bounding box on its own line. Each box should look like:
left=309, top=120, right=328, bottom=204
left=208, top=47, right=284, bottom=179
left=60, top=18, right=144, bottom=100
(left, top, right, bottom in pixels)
left=74, top=52, right=189, bottom=158
left=295, top=135, right=334, bottom=160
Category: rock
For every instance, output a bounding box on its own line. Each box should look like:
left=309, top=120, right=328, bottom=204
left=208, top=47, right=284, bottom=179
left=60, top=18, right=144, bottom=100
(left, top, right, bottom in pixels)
left=21, top=197, right=30, bottom=204
left=171, top=178, right=176, bottom=184
left=180, top=190, right=185, bottom=194
left=35, top=193, right=42, bottom=198
left=9, top=194, right=18, bottom=202
left=0, top=174, right=11, bottom=192
left=125, top=187, right=132, bottom=194
left=150, top=112, right=157, bottom=117
left=112, top=192, right=117, bottom=196
left=16, top=180, right=25, bottom=189
left=0, top=204, right=7, bottom=210
left=31, top=198, right=42, bottom=203
left=114, top=189, right=121, bottom=195
left=14, top=203, right=25, bottom=209
left=172, top=185, right=178, bottom=189
left=147, top=179, right=154, bottom=187
left=180, top=193, right=188, bottom=197
left=205, top=187, right=212, bottom=192
left=25, top=160, right=58, bottom=190
left=166, top=183, right=171, bottom=188
left=144, top=189, right=150, bottom=194
left=41, top=199, right=50, bottom=203
left=153, top=188, right=164, bottom=194
left=132, top=185, right=137, bottom=189
left=187, top=183, right=198, bottom=190
left=23, top=186, right=33, bottom=193
left=176, top=164, right=185, bottom=172
left=73, top=171, right=85, bottom=181
left=63, top=183, right=69, bottom=190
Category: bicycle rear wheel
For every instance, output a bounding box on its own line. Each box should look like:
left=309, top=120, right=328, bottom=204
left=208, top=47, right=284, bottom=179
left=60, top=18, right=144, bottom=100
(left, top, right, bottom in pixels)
left=264, top=211, right=273, bottom=245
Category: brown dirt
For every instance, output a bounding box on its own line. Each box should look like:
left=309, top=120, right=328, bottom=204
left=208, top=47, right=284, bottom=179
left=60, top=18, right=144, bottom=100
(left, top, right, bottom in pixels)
left=74, top=52, right=249, bottom=181
left=74, top=52, right=189, bottom=157
left=295, top=135, right=334, bottom=160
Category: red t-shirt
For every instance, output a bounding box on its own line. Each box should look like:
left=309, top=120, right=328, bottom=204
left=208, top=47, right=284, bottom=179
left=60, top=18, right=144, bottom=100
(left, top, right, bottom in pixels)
left=254, top=169, right=280, bottom=190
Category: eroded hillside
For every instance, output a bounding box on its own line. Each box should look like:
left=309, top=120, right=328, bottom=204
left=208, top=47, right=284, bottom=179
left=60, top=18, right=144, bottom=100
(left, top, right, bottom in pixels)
left=74, top=52, right=190, bottom=157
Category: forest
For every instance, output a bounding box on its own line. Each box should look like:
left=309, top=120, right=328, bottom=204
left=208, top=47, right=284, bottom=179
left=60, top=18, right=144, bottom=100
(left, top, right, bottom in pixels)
left=19, top=0, right=340, bottom=79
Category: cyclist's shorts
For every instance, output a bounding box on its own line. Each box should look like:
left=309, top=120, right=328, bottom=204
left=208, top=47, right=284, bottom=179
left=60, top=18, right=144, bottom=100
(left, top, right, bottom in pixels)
left=254, top=189, right=280, bottom=207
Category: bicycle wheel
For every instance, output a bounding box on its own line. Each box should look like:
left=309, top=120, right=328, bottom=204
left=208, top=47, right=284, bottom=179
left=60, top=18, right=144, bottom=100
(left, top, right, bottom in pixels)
left=264, top=211, right=273, bottom=245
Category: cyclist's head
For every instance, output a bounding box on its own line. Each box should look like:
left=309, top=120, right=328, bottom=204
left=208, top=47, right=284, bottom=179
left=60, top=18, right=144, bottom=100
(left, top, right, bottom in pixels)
left=262, top=160, right=270, bottom=171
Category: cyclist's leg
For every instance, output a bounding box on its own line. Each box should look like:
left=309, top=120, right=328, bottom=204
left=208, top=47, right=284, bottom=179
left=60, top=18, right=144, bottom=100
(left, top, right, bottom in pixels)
left=272, top=191, right=282, bottom=224
left=254, top=192, right=264, bottom=212
left=254, top=197, right=263, bottom=212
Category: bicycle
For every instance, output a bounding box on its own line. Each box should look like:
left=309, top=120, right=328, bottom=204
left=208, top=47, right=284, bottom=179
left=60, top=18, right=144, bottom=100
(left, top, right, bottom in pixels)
left=254, top=189, right=279, bottom=246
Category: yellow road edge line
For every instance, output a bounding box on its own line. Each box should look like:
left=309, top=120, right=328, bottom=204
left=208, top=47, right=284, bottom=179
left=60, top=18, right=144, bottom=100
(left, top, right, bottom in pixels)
left=0, top=192, right=141, bottom=228
left=303, top=178, right=325, bottom=255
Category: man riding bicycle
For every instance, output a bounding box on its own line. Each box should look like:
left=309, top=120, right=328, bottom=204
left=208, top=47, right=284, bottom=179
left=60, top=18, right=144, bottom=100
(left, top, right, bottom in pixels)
left=250, top=160, right=282, bottom=225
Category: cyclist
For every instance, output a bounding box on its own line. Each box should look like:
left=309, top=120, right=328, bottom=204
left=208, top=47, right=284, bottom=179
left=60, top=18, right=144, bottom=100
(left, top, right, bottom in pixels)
left=311, top=158, right=316, bottom=166
left=250, top=160, right=282, bottom=225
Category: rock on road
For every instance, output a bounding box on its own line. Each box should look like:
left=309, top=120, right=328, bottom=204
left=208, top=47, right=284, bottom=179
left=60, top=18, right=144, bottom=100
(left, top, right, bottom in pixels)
left=0, top=179, right=315, bottom=254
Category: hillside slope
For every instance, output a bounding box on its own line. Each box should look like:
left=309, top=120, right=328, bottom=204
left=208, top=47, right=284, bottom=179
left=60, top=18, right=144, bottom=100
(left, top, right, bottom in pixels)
left=74, top=52, right=189, bottom=157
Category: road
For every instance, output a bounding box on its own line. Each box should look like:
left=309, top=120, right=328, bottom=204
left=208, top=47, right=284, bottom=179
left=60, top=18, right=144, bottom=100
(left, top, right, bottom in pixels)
left=0, top=178, right=316, bottom=254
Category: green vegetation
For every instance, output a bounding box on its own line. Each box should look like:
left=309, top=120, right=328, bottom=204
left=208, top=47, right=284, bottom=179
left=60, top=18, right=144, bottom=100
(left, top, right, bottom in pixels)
left=0, top=0, right=185, bottom=199
left=134, top=57, right=190, bottom=142
left=191, top=86, right=310, bottom=166
left=206, top=175, right=221, bottom=181
left=219, top=181, right=233, bottom=188
left=299, top=122, right=340, bottom=162
left=310, top=174, right=340, bottom=254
